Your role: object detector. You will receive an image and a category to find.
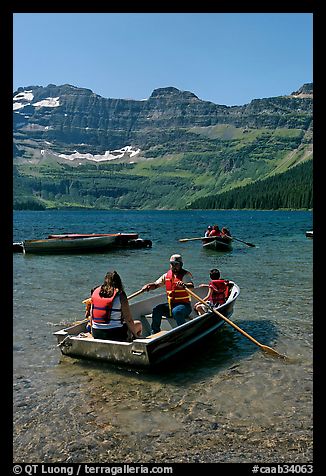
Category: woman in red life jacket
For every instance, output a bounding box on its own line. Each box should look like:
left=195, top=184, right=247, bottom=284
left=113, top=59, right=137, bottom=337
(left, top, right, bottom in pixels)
left=141, top=254, right=194, bottom=334
left=221, top=227, right=231, bottom=238
left=209, top=225, right=222, bottom=237
left=90, top=270, right=142, bottom=341
left=194, top=268, right=232, bottom=316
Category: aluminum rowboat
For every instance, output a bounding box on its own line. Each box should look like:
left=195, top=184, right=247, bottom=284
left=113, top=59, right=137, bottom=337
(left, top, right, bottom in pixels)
left=54, top=282, right=240, bottom=367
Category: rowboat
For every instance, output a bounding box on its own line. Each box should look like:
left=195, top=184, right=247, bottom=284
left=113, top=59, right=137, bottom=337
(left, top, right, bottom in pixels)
left=23, top=234, right=118, bottom=253
left=48, top=233, right=138, bottom=244
left=13, top=242, right=24, bottom=252
left=54, top=282, right=240, bottom=368
left=47, top=233, right=152, bottom=249
left=202, top=236, right=233, bottom=251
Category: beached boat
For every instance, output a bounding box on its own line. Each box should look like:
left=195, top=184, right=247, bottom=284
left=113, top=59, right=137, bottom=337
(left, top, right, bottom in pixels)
left=54, top=282, right=240, bottom=368
left=202, top=236, right=233, bottom=251
left=305, top=230, right=313, bottom=239
left=23, top=234, right=118, bottom=253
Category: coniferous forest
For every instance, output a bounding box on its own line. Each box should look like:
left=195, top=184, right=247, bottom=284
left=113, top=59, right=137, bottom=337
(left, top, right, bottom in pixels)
left=188, top=160, right=312, bottom=210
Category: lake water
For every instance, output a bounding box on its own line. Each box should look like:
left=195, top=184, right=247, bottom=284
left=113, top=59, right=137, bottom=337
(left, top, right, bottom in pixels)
left=13, top=209, right=313, bottom=463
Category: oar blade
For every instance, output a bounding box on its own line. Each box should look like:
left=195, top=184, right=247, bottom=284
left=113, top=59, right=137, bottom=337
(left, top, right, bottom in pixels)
left=230, top=236, right=256, bottom=247
left=261, top=345, right=287, bottom=360
left=184, top=286, right=288, bottom=361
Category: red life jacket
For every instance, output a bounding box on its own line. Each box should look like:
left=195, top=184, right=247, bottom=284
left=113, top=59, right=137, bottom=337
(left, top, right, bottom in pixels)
left=91, top=287, right=122, bottom=325
left=165, top=269, right=192, bottom=306
left=209, top=229, right=221, bottom=237
left=209, top=279, right=229, bottom=305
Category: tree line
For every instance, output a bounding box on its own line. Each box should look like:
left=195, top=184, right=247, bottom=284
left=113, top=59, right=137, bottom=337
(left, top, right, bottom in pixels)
left=188, top=160, right=312, bottom=210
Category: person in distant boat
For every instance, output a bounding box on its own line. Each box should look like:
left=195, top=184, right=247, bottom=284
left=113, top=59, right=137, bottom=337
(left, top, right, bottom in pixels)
left=194, top=268, right=232, bottom=315
left=221, top=227, right=231, bottom=238
left=204, top=225, right=213, bottom=237
left=209, top=225, right=222, bottom=237
left=141, top=254, right=194, bottom=334
left=89, top=270, right=142, bottom=341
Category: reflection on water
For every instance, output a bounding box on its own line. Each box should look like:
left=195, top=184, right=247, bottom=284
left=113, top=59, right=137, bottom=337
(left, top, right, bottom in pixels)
left=13, top=210, right=313, bottom=463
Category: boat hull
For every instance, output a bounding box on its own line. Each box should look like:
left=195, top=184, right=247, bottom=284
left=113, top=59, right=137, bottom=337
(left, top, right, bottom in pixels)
left=202, top=237, right=233, bottom=251
left=48, top=233, right=139, bottom=243
left=54, top=283, right=240, bottom=367
left=23, top=235, right=117, bottom=253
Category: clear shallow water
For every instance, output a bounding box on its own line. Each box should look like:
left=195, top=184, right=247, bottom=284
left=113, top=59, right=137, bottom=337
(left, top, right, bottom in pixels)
left=13, top=210, right=313, bottom=463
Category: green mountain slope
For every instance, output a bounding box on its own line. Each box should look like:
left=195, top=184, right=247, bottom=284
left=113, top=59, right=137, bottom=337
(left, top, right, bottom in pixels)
left=13, top=83, right=313, bottom=210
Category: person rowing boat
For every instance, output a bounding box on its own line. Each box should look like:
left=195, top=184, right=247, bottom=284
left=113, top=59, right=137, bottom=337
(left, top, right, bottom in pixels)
left=140, top=254, right=194, bottom=334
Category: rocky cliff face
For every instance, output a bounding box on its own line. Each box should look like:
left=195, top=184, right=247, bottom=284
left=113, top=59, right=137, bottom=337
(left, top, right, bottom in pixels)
left=13, top=83, right=313, bottom=162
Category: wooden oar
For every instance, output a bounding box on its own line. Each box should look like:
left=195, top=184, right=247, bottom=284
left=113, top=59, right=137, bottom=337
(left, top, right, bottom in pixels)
left=179, top=235, right=255, bottom=247
left=127, top=288, right=145, bottom=300
left=184, top=286, right=287, bottom=359
left=82, top=288, right=145, bottom=304
left=225, top=235, right=255, bottom=247
left=179, top=236, right=207, bottom=242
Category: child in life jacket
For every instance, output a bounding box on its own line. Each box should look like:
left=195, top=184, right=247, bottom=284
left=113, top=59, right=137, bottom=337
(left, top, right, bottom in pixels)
left=83, top=297, right=92, bottom=333
left=194, top=268, right=231, bottom=315
left=82, top=285, right=100, bottom=333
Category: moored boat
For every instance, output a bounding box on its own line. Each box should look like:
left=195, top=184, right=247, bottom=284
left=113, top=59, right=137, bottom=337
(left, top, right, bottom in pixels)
left=23, top=234, right=118, bottom=253
left=54, top=282, right=240, bottom=367
left=47, top=233, right=151, bottom=248
left=202, top=236, right=233, bottom=251
left=48, top=232, right=138, bottom=242
left=13, top=242, right=24, bottom=252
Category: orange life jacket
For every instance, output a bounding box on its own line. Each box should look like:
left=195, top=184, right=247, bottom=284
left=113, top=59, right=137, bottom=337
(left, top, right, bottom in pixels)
left=91, top=287, right=122, bottom=325
left=165, top=269, right=192, bottom=307
left=209, top=279, right=229, bottom=305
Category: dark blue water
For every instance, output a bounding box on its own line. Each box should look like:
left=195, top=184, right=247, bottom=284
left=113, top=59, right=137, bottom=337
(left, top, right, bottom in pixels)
left=13, top=210, right=313, bottom=463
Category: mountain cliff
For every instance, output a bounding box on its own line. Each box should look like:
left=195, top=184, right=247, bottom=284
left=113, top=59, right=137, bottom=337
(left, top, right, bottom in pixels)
left=13, top=83, right=313, bottom=210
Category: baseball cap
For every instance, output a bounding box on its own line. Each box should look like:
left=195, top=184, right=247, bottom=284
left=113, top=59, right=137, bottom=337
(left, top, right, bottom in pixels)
left=170, top=254, right=183, bottom=264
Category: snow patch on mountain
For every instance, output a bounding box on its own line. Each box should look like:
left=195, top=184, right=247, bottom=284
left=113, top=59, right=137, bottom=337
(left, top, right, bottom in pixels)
left=57, top=146, right=141, bottom=162
left=33, top=97, right=60, bottom=108
left=13, top=90, right=34, bottom=102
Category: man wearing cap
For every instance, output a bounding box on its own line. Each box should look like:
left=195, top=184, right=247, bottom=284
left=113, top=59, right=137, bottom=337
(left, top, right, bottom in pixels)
left=204, top=225, right=213, bottom=237
left=141, top=254, right=194, bottom=334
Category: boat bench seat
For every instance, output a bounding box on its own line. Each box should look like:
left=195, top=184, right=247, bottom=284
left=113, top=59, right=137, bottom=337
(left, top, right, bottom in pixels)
left=140, top=312, right=193, bottom=335
left=145, top=330, right=168, bottom=339
left=142, top=313, right=179, bottom=330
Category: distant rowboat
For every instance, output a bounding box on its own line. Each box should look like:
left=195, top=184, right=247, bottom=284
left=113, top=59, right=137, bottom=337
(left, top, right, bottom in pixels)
left=202, top=236, right=233, bottom=251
